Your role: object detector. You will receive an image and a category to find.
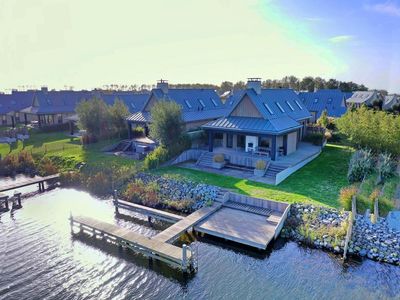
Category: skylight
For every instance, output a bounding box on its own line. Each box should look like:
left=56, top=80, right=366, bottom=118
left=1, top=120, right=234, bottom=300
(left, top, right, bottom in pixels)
left=314, top=98, right=318, bottom=103
left=286, top=101, right=294, bottom=111
left=294, top=100, right=303, bottom=109
left=198, top=99, right=206, bottom=108
left=211, top=98, right=218, bottom=107
left=327, top=98, right=332, bottom=104
left=276, top=102, right=285, bottom=113
left=185, top=100, right=192, bottom=108
left=263, top=103, right=274, bottom=114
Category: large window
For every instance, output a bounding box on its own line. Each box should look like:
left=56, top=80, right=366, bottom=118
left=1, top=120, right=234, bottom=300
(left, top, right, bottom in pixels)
left=237, top=134, right=246, bottom=148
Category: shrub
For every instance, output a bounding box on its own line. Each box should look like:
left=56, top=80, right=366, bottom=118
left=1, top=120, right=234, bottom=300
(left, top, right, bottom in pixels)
left=141, top=182, right=161, bottom=208
left=347, top=149, right=374, bottom=183
left=144, top=146, right=169, bottom=169
left=324, top=130, right=332, bottom=140
left=0, top=154, right=19, bottom=176
left=378, top=152, right=395, bottom=182
left=132, top=126, right=145, bottom=137
left=255, top=160, right=267, bottom=170
left=339, top=186, right=358, bottom=211
left=37, top=157, right=59, bottom=176
left=377, top=197, right=395, bottom=217
left=303, top=132, right=324, bottom=146
left=164, top=199, right=194, bottom=213
left=86, top=171, right=111, bottom=197
left=17, top=151, right=36, bottom=173
left=124, top=179, right=147, bottom=203
left=355, top=194, right=370, bottom=214
left=60, top=171, right=82, bottom=187
left=213, top=154, right=225, bottom=163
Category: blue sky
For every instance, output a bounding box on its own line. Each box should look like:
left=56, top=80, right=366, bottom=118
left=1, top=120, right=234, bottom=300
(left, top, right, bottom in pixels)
left=0, top=0, right=399, bottom=92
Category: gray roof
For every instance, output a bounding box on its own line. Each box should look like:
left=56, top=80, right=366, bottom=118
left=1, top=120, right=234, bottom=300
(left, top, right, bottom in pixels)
left=298, top=89, right=351, bottom=118
left=202, top=116, right=301, bottom=135
left=383, top=94, right=400, bottom=110
left=346, top=91, right=381, bottom=105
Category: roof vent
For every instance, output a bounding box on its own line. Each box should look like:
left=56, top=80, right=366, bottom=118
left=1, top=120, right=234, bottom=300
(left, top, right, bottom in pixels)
left=246, top=78, right=262, bottom=95
left=156, top=79, right=168, bottom=94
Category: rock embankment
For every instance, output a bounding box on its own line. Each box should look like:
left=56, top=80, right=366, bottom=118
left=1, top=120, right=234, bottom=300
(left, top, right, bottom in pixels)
left=349, top=215, right=400, bottom=265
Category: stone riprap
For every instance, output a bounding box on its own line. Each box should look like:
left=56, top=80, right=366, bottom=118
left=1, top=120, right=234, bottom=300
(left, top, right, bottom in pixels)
left=349, top=215, right=400, bottom=265
left=281, top=204, right=349, bottom=254
left=135, top=173, right=220, bottom=211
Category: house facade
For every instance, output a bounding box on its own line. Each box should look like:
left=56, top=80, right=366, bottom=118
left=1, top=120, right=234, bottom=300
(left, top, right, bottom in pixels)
left=298, top=89, right=352, bottom=122
left=201, top=79, right=312, bottom=161
left=126, top=80, right=227, bottom=137
left=346, top=91, right=383, bottom=108
left=0, top=91, right=34, bottom=126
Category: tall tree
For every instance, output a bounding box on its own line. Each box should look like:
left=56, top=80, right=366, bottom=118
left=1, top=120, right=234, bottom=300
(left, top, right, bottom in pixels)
left=110, top=98, right=130, bottom=137
left=76, top=97, right=111, bottom=138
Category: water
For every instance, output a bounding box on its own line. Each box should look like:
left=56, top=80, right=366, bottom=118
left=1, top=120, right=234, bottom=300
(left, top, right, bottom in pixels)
left=1, top=185, right=400, bottom=300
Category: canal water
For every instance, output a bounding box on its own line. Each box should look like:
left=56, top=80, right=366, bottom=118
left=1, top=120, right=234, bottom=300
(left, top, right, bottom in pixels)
left=1, top=186, right=400, bottom=300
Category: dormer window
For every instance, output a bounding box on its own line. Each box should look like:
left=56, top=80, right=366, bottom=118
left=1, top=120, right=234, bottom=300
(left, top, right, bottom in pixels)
left=185, top=100, right=192, bottom=109
left=286, top=101, right=294, bottom=111
left=263, top=103, right=274, bottom=114
left=198, top=99, right=206, bottom=108
left=276, top=102, right=285, bottom=113
left=294, top=100, right=303, bottom=109
left=211, top=98, right=218, bottom=107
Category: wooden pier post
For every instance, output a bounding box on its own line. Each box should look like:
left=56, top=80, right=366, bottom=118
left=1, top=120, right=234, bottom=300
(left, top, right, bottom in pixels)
left=182, top=244, right=188, bottom=272
left=114, top=190, right=119, bottom=214
left=70, top=213, right=74, bottom=234
left=5, top=198, right=9, bottom=211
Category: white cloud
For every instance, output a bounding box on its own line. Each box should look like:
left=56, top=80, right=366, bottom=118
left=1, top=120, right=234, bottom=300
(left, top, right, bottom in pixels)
left=365, top=2, right=400, bottom=17
left=329, top=35, right=354, bottom=43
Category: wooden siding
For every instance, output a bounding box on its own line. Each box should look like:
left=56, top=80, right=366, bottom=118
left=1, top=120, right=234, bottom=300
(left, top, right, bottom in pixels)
left=230, top=95, right=262, bottom=118
left=287, top=131, right=297, bottom=155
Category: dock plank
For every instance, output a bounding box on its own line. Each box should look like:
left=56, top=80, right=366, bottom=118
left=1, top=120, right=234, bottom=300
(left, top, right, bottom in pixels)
left=0, top=174, right=60, bottom=192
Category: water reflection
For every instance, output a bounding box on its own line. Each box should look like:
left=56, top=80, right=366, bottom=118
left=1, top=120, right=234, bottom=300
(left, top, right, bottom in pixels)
left=0, top=186, right=399, bottom=300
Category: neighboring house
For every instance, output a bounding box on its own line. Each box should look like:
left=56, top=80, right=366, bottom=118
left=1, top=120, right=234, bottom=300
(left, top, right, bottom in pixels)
left=383, top=94, right=400, bottom=111
left=20, top=88, right=92, bottom=127
left=126, top=80, right=227, bottom=137
left=95, top=91, right=149, bottom=113
left=0, top=91, right=34, bottom=126
left=298, top=89, right=352, bottom=122
left=201, top=78, right=312, bottom=161
left=346, top=91, right=383, bottom=108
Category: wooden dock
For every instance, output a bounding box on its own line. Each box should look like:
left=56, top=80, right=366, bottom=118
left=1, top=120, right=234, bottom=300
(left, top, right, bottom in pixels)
left=153, top=202, right=222, bottom=243
left=0, top=174, right=60, bottom=193
left=114, top=199, right=184, bottom=223
left=70, top=215, right=197, bottom=272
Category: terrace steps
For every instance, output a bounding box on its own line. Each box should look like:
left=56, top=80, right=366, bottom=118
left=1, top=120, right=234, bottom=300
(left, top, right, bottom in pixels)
left=196, top=152, right=215, bottom=168
left=264, top=163, right=287, bottom=179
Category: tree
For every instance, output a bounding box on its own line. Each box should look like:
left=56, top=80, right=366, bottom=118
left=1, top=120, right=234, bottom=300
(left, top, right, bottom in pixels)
left=317, top=110, right=329, bottom=128
left=110, top=98, right=130, bottom=137
left=149, top=100, right=185, bottom=151
left=219, top=81, right=234, bottom=93
left=300, top=76, right=315, bottom=92
left=76, top=98, right=111, bottom=139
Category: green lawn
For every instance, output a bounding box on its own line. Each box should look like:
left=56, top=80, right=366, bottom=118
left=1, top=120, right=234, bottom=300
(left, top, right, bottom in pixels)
left=153, top=144, right=353, bottom=208
left=0, top=131, right=138, bottom=169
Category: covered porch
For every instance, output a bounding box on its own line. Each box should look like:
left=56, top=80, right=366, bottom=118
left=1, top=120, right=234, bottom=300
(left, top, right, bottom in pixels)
left=207, top=129, right=300, bottom=161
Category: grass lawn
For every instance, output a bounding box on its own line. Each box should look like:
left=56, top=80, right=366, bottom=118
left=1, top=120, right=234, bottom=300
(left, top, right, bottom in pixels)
left=153, top=144, right=353, bottom=208
left=0, top=131, right=138, bottom=169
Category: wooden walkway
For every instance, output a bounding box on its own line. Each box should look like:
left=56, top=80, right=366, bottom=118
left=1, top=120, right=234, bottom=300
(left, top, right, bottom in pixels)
left=71, top=215, right=195, bottom=271
left=153, top=202, right=222, bottom=243
left=114, top=199, right=184, bottom=223
left=0, top=174, right=60, bottom=193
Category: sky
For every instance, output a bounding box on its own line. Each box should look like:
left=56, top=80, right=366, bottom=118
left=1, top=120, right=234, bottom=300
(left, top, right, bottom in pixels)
left=0, top=0, right=399, bottom=92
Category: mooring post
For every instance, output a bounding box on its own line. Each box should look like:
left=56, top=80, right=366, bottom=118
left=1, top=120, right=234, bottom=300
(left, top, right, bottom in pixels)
left=148, top=216, right=152, bottom=223
left=182, top=244, right=188, bottom=272
left=14, top=191, right=22, bottom=208
left=69, top=212, right=74, bottom=234
left=114, top=190, right=119, bottom=214
left=4, top=197, right=9, bottom=211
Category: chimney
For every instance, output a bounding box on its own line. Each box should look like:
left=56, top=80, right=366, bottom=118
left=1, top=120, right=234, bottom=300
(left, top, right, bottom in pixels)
left=41, top=86, right=48, bottom=92
left=156, top=79, right=168, bottom=94
left=246, top=78, right=262, bottom=94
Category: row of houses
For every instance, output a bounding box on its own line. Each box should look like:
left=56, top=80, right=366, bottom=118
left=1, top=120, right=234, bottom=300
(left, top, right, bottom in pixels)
left=0, top=88, right=149, bottom=127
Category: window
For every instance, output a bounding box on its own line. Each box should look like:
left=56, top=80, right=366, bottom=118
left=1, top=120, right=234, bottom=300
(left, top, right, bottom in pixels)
left=286, top=101, right=294, bottom=111
left=294, top=100, right=303, bottom=109
left=314, top=98, right=318, bottom=103
left=185, top=100, right=192, bottom=108
left=211, top=98, right=218, bottom=107
left=263, top=103, right=274, bottom=114
left=276, top=102, right=285, bottom=112
left=198, top=99, right=206, bottom=108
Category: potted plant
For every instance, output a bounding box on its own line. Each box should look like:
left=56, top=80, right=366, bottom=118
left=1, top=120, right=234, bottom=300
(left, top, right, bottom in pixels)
left=212, top=154, right=226, bottom=169
left=254, top=160, right=267, bottom=177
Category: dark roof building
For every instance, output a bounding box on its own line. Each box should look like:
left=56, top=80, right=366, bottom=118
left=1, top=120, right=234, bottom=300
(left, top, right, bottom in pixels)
left=346, top=91, right=383, bottom=108
left=127, top=80, right=227, bottom=132
left=298, top=89, right=352, bottom=122
left=202, top=78, right=312, bottom=161
left=383, top=94, right=400, bottom=111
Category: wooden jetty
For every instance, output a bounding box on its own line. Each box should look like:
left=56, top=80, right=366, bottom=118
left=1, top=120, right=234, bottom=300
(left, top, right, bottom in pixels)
left=0, top=192, right=22, bottom=212
left=70, top=215, right=197, bottom=272
left=154, top=202, right=221, bottom=243
left=0, top=174, right=60, bottom=193
left=114, top=199, right=184, bottom=223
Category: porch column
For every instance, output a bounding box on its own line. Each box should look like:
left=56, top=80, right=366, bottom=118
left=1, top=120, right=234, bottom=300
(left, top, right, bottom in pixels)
left=232, top=134, right=237, bottom=149
left=24, top=113, right=28, bottom=126
left=208, top=131, right=214, bottom=152
left=128, top=122, right=132, bottom=139
left=38, top=115, right=42, bottom=128
left=271, top=135, right=277, bottom=161
left=222, top=133, right=227, bottom=148
left=11, top=116, right=15, bottom=128
left=283, top=134, right=288, bottom=156
left=69, top=121, right=74, bottom=135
